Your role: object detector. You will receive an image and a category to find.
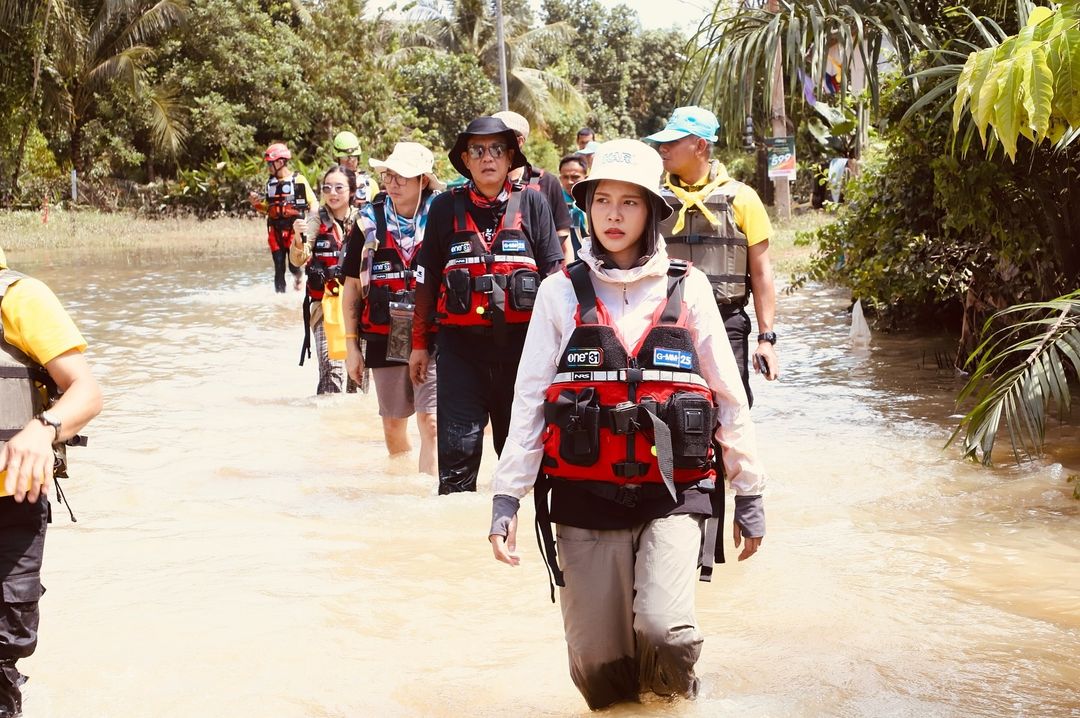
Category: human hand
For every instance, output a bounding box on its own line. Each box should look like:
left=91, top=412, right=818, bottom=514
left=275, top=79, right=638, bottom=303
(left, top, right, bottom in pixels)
left=292, top=219, right=306, bottom=238
left=248, top=190, right=259, bottom=203
left=1, top=420, right=56, bottom=503
left=346, top=346, right=365, bottom=384
left=489, top=514, right=519, bottom=566
left=409, top=349, right=429, bottom=385
left=732, top=520, right=762, bottom=561
left=752, top=342, right=780, bottom=381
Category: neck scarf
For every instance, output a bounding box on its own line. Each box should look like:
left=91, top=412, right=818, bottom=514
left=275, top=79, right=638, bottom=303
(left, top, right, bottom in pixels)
left=384, top=193, right=432, bottom=263
left=468, top=180, right=512, bottom=209
left=664, top=167, right=726, bottom=235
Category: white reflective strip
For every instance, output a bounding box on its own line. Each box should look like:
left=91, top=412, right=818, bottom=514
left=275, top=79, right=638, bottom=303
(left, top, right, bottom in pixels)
left=552, top=369, right=708, bottom=388
left=445, top=255, right=537, bottom=268
left=372, top=272, right=407, bottom=280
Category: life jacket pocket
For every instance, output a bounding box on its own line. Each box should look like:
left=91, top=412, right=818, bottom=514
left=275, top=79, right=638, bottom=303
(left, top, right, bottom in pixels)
left=444, top=268, right=473, bottom=314
left=547, top=388, right=600, bottom=466
left=508, top=268, right=540, bottom=311
left=367, top=285, right=392, bottom=325
left=664, top=392, right=716, bottom=468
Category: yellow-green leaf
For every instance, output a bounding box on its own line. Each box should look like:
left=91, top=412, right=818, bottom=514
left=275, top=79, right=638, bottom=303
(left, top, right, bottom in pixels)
left=994, top=56, right=1028, bottom=160
left=1049, top=27, right=1080, bottom=126
left=952, top=51, right=979, bottom=133
left=1025, top=46, right=1054, bottom=140
left=1027, top=6, right=1054, bottom=30
left=974, top=57, right=1004, bottom=142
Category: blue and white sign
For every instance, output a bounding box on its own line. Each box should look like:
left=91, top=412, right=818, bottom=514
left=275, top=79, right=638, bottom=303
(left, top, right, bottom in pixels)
left=653, top=347, right=693, bottom=370
left=500, top=239, right=527, bottom=253
left=450, top=241, right=472, bottom=255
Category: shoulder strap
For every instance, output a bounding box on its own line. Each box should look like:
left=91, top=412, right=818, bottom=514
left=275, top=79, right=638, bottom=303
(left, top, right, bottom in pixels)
left=567, top=261, right=598, bottom=325
left=503, top=187, right=524, bottom=228
left=453, top=188, right=468, bottom=231
left=660, top=260, right=690, bottom=324
left=372, top=193, right=388, bottom=244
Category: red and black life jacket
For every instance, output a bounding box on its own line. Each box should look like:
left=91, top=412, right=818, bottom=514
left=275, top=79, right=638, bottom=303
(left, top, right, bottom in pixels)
left=541, top=260, right=718, bottom=504
left=361, top=194, right=419, bottom=336
left=304, top=208, right=344, bottom=301
left=436, top=187, right=541, bottom=332
left=266, top=174, right=310, bottom=227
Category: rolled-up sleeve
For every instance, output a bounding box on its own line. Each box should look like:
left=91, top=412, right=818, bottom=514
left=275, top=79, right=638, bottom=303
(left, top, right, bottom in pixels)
left=490, top=273, right=568, bottom=500
left=684, top=269, right=766, bottom=496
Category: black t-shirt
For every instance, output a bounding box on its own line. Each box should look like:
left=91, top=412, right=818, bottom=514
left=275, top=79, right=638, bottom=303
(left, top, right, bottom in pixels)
left=415, top=185, right=564, bottom=361
left=528, top=168, right=572, bottom=233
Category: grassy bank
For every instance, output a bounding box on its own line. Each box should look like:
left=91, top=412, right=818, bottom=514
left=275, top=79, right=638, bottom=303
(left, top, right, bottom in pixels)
left=0, top=207, right=833, bottom=271
left=0, top=209, right=265, bottom=261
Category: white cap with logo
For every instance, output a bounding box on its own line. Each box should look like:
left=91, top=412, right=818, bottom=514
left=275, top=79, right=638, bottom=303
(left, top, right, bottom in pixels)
left=369, top=142, right=445, bottom=190
left=570, top=139, right=674, bottom=219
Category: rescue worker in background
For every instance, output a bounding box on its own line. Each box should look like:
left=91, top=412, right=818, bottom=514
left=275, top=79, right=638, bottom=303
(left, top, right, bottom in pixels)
left=408, top=116, right=564, bottom=495
left=249, top=143, right=318, bottom=293
left=558, top=153, right=589, bottom=259
left=291, top=166, right=358, bottom=394
left=0, top=247, right=102, bottom=718
left=576, top=127, right=595, bottom=151
left=578, top=140, right=599, bottom=170
left=491, top=111, right=574, bottom=262
left=645, top=106, right=779, bottom=407
left=341, top=143, right=443, bottom=475
left=487, top=140, right=766, bottom=709
left=331, top=131, right=379, bottom=208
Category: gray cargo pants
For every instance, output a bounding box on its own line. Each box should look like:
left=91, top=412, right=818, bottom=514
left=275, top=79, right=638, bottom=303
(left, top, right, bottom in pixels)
left=556, top=514, right=704, bottom=709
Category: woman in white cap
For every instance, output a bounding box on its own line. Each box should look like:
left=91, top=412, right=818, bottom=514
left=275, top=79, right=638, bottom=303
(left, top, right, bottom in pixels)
left=486, top=139, right=767, bottom=709
left=341, top=142, right=444, bottom=474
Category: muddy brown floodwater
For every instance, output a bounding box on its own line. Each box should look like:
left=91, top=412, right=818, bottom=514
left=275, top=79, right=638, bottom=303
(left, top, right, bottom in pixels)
left=10, top=248, right=1080, bottom=717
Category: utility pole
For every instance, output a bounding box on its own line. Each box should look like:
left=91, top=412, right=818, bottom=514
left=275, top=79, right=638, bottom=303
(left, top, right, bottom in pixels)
left=494, top=0, right=509, bottom=111
left=766, top=0, right=791, bottom=219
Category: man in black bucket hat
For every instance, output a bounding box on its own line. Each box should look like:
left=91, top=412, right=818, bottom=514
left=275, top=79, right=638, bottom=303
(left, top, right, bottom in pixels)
left=410, top=116, right=565, bottom=495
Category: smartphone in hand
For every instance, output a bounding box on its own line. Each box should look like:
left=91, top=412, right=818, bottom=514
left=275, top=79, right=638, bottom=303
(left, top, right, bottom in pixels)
left=752, top=353, right=771, bottom=380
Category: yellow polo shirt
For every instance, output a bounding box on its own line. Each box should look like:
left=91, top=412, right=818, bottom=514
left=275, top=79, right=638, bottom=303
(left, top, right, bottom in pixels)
left=1, top=266, right=86, bottom=497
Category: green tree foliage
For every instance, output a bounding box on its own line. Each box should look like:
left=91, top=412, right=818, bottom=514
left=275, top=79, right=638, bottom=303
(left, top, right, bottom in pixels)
left=541, top=0, right=689, bottom=141
left=950, top=2, right=1080, bottom=159
left=800, top=73, right=1074, bottom=331
left=395, top=53, right=500, bottom=149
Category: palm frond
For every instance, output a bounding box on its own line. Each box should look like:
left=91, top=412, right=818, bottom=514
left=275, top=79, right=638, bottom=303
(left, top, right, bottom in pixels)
left=948, top=291, right=1080, bottom=464
left=147, top=82, right=188, bottom=157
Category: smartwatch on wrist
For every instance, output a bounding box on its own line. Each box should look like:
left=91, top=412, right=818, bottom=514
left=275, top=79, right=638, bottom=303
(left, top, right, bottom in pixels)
left=757, top=331, right=777, bottom=345
left=36, top=410, right=62, bottom=440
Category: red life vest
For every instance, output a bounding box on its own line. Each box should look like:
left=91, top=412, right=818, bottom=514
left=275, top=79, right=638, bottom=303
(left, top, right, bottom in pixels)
left=266, top=174, right=310, bottom=227
left=541, top=260, right=718, bottom=502
left=436, top=187, right=541, bottom=330
left=305, top=209, right=344, bottom=301
left=361, top=194, right=419, bottom=336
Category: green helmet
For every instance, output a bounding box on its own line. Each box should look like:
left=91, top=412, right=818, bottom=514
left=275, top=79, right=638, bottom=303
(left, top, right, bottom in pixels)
left=332, top=131, right=361, bottom=157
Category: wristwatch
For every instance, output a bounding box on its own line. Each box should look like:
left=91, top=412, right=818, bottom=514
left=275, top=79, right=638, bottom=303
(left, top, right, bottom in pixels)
left=36, top=410, right=61, bottom=440
left=757, top=331, right=778, bottom=345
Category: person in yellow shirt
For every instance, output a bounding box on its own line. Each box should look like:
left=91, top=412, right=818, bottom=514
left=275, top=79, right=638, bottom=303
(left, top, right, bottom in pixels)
left=0, top=247, right=102, bottom=717
left=646, top=106, right=780, bottom=407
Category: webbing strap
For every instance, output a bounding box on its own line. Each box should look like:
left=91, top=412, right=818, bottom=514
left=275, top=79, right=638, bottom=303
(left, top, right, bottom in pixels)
left=552, top=369, right=709, bottom=388
left=445, top=255, right=537, bottom=268
left=299, top=295, right=313, bottom=366
left=374, top=194, right=388, bottom=245
left=533, top=474, right=565, bottom=603
left=641, top=406, right=676, bottom=501
left=567, top=261, right=597, bottom=324
left=0, top=366, right=32, bottom=378
left=661, top=260, right=690, bottom=324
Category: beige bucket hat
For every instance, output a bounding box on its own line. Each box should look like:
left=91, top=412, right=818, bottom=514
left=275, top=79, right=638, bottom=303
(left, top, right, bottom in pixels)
left=369, top=142, right=445, bottom=191
left=571, top=139, right=674, bottom=219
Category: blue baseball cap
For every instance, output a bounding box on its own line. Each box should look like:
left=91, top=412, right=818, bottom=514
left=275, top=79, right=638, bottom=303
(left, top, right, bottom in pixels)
left=643, top=106, right=720, bottom=144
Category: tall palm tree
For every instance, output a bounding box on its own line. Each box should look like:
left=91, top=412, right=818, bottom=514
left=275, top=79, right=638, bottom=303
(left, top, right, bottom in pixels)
left=402, top=0, right=585, bottom=129
left=39, top=0, right=189, bottom=173
left=686, top=0, right=940, bottom=146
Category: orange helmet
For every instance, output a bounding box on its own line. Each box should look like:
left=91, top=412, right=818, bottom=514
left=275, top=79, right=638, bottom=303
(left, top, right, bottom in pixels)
left=264, top=143, right=291, bottom=162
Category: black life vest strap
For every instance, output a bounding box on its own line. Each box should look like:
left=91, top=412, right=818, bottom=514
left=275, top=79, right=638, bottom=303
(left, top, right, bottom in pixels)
left=699, top=439, right=727, bottom=582
left=567, top=261, right=597, bottom=324
left=660, top=260, right=690, bottom=324
left=299, top=294, right=313, bottom=366
left=533, top=473, right=565, bottom=603
left=453, top=188, right=469, bottom=232
left=373, top=193, right=388, bottom=244
left=503, top=187, right=523, bottom=228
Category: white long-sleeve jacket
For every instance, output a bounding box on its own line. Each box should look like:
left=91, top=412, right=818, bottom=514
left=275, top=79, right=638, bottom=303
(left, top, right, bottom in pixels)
left=490, top=236, right=767, bottom=500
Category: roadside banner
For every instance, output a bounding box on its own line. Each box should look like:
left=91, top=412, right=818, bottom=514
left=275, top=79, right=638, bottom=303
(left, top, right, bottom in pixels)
left=766, top=136, right=797, bottom=180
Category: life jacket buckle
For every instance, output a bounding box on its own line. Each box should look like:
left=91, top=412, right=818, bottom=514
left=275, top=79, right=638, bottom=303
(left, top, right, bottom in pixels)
left=613, top=484, right=641, bottom=508
left=624, top=368, right=644, bottom=383
left=609, top=401, right=640, bottom=435
left=473, top=274, right=495, bottom=293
